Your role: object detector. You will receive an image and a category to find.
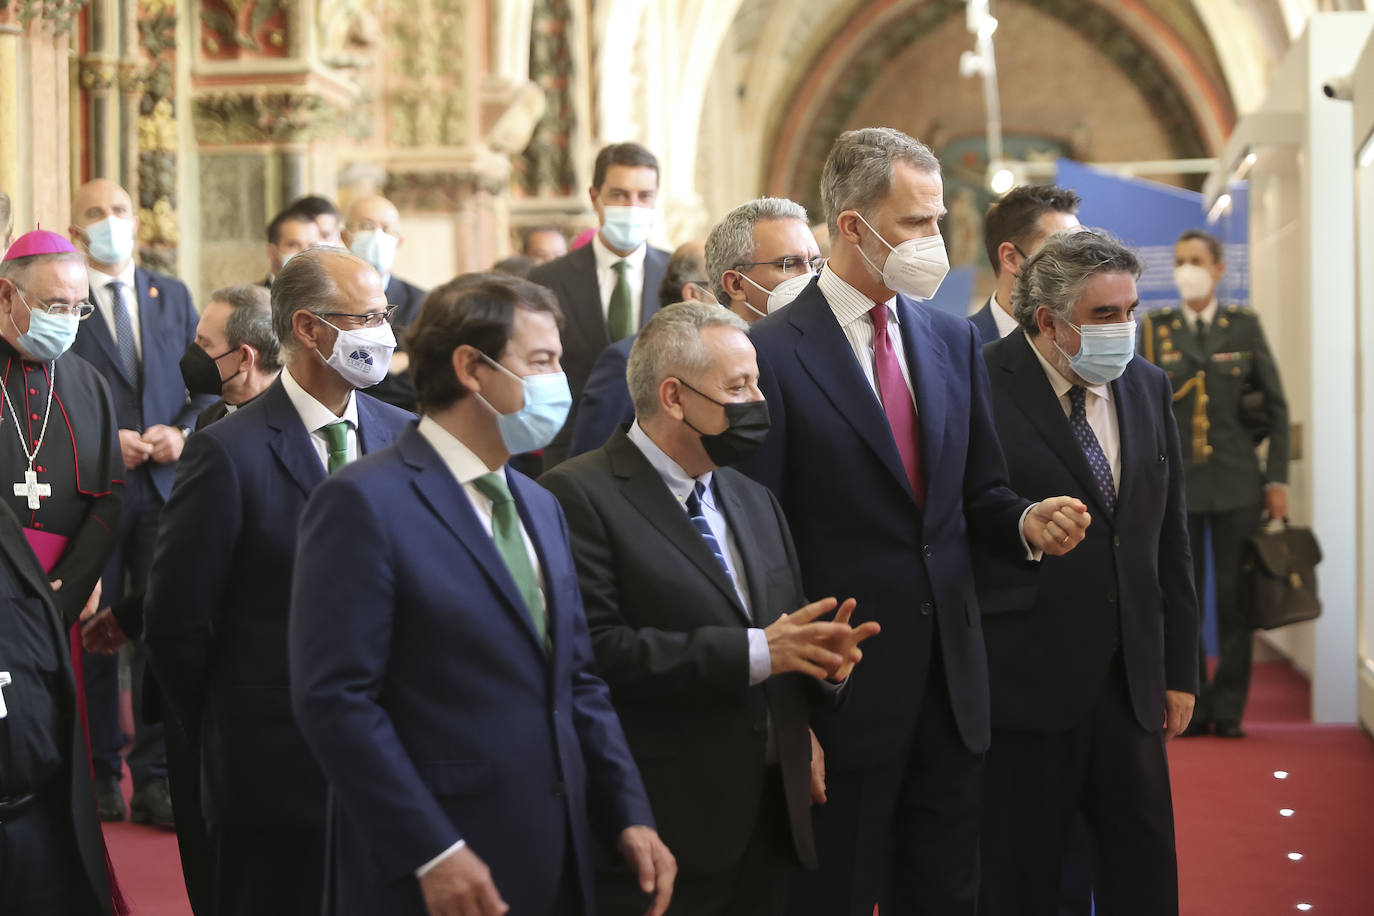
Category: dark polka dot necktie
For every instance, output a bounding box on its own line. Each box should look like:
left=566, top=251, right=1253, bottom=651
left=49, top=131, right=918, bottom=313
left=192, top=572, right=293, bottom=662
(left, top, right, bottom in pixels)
left=1068, top=386, right=1116, bottom=513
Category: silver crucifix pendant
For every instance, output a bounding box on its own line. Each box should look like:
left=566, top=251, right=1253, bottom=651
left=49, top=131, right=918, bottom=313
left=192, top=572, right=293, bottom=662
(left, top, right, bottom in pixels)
left=13, top=469, right=50, bottom=510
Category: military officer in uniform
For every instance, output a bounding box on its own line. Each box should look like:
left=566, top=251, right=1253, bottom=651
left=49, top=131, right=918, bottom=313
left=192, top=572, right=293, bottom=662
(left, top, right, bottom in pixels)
left=1139, top=229, right=1289, bottom=738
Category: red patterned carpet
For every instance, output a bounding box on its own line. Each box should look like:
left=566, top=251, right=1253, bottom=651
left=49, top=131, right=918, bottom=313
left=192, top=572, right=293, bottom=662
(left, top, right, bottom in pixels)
left=101, top=660, right=1372, bottom=915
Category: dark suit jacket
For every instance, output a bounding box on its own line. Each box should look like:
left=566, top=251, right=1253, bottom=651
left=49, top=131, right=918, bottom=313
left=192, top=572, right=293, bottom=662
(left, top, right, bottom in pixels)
left=70, top=267, right=216, bottom=501
left=1140, top=305, right=1289, bottom=513
left=289, top=425, right=654, bottom=916
left=0, top=500, right=113, bottom=915
left=369, top=274, right=429, bottom=411
left=567, top=336, right=636, bottom=458
left=969, top=297, right=1001, bottom=346
left=144, top=378, right=411, bottom=830
left=528, top=243, right=669, bottom=467
left=740, top=281, right=1029, bottom=761
left=540, top=428, right=822, bottom=873
left=975, top=333, right=1199, bottom=731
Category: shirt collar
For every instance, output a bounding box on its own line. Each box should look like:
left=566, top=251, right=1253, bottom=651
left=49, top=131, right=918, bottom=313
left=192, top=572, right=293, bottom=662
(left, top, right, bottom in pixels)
left=989, top=293, right=1020, bottom=337
left=593, top=231, right=647, bottom=271
left=627, top=420, right=712, bottom=506
left=1183, top=298, right=1219, bottom=330
left=1023, top=332, right=1111, bottom=404
left=415, top=415, right=494, bottom=486
left=88, top=260, right=136, bottom=291
left=280, top=366, right=360, bottom=435
left=818, top=263, right=896, bottom=330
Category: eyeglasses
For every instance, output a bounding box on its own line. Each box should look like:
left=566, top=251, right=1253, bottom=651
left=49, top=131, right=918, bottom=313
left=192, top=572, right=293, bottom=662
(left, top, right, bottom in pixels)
left=315, top=306, right=397, bottom=329
left=15, top=286, right=94, bottom=320
left=346, top=220, right=399, bottom=235
left=733, top=256, right=824, bottom=276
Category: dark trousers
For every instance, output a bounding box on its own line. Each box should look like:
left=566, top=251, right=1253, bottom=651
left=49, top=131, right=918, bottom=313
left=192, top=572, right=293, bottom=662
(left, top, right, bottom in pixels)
left=787, top=644, right=983, bottom=916
left=166, top=715, right=213, bottom=914
left=85, top=468, right=166, bottom=786
left=212, top=825, right=326, bottom=916
left=598, top=768, right=791, bottom=916
left=0, top=784, right=102, bottom=915
left=979, top=654, right=1178, bottom=916
left=1189, top=507, right=1262, bottom=727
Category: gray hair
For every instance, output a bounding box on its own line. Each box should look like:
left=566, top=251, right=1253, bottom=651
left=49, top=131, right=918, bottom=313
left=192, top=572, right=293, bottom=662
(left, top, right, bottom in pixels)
left=820, top=128, right=941, bottom=235
left=0, top=250, right=86, bottom=284
left=1012, top=228, right=1142, bottom=336
left=213, top=284, right=281, bottom=371
left=705, top=198, right=809, bottom=304
left=270, top=245, right=356, bottom=351
left=627, top=300, right=749, bottom=419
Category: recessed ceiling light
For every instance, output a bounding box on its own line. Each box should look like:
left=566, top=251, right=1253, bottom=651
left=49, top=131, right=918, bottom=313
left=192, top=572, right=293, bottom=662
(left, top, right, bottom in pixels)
left=1280, top=808, right=1295, bottom=817
left=1274, top=770, right=1289, bottom=779
left=1288, top=852, right=1304, bottom=861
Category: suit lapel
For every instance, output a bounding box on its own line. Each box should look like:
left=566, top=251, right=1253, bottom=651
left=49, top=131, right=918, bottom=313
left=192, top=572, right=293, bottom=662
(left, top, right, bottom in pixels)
left=399, top=429, right=547, bottom=655
left=134, top=268, right=159, bottom=381
left=714, top=472, right=773, bottom=626
left=355, top=396, right=404, bottom=455
left=1109, top=365, right=1141, bottom=513
left=509, top=471, right=564, bottom=658
left=263, top=381, right=327, bottom=496
left=79, top=287, right=128, bottom=385
left=559, top=245, right=608, bottom=351
left=640, top=247, right=668, bottom=329
left=895, top=297, right=948, bottom=491
left=790, top=290, right=915, bottom=502
left=608, top=433, right=747, bottom=621
left=997, top=334, right=1114, bottom=520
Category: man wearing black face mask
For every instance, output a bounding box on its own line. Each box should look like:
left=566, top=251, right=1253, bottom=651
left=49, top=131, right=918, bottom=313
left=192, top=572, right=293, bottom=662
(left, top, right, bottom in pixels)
left=180, top=285, right=282, bottom=430
left=540, top=301, right=879, bottom=916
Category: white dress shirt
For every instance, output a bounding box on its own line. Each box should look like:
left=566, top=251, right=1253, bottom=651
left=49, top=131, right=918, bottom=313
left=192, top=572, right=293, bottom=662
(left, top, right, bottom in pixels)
left=410, top=416, right=547, bottom=878
left=627, top=421, right=771, bottom=686
left=818, top=265, right=915, bottom=405
left=1025, top=333, right=1121, bottom=490
left=87, top=262, right=142, bottom=359
left=280, top=367, right=360, bottom=470
left=988, top=293, right=1021, bottom=338
left=1181, top=297, right=1218, bottom=335
left=592, top=232, right=647, bottom=330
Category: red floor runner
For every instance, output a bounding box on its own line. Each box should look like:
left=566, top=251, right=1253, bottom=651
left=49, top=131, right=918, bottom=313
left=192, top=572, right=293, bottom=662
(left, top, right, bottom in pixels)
left=102, top=661, right=1370, bottom=915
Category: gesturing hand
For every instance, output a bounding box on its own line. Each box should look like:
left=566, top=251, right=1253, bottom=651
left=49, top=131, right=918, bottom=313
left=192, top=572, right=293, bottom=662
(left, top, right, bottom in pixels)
left=417, top=845, right=508, bottom=916
left=1023, top=496, right=1091, bottom=556
left=1163, top=690, right=1196, bottom=740
left=816, top=598, right=880, bottom=683
left=618, top=825, right=676, bottom=916
left=765, top=598, right=852, bottom=680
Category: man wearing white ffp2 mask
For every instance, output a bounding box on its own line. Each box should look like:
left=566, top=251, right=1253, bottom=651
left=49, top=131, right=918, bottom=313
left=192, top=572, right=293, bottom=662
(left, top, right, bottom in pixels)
left=707, top=197, right=823, bottom=324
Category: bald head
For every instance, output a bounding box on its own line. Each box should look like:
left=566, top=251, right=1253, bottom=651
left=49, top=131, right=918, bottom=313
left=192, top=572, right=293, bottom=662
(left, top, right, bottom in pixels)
left=70, top=178, right=139, bottom=271
left=344, top=195, right=402, bottom=238
left=271, top=246, right=386, bottom=354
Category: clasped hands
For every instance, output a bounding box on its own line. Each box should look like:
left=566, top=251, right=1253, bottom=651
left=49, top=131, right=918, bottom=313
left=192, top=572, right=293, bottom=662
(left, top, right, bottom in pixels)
left=119, top=425, right=184, bottom=469
left=766, top=597, right=879, bottom=683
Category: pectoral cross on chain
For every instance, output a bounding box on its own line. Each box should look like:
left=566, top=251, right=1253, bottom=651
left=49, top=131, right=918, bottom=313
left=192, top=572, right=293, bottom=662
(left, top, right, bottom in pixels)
left=13, top=469, right=49, bottom=510
left=0, top=671, right=11, bottom=719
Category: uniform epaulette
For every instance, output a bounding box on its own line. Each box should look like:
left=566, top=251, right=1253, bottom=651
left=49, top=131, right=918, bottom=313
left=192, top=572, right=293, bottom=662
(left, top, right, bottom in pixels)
left=1153, top=307, right=1175, bottom=319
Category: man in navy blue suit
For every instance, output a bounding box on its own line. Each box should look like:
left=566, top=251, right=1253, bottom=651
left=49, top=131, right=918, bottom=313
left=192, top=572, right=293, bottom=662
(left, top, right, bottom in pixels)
left=144, top=247, right=412, bottom=915
left=741, top=128, right=1091, bottom=916
left=975, top=229, right=1197, bottom=915
left=970, top=185, right=1080, bottom=346
left=290, top=273, right=675, bottom=916
left=68, top=178, right=215, bottom=826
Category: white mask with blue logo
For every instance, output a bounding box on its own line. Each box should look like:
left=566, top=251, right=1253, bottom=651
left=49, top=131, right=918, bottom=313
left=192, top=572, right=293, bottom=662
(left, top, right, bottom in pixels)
left=316, top=317, right=395, bottom=388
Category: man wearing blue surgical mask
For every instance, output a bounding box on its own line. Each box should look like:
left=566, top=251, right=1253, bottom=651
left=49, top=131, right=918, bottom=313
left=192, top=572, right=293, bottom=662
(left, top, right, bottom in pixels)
left=974, top=228, right=1198, bottom=916
left=288, top=273, right=676, bottom=916
left=529, top=142, right=671, bottom=470
left=143, top=247, right=411, bottom=915
left=342, top=194, right=428, bottom=411
left=67, top=177, right=214, bottom=830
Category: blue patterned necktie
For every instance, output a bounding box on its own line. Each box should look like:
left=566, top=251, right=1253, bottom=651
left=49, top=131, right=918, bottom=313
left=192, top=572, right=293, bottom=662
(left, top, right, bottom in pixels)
left=108, top=281, right=141, bottom=386
left=684, top=481, right=731, bottom=578
left=1068, top=386, right=1115, bottom=513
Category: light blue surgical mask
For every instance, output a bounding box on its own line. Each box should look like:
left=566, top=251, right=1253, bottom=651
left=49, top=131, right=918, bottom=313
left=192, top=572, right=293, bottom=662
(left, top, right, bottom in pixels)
left=477, top=353, right=572, bottom=455
left=1054, top=318, right=1137, bottom=385
left=83, top=215, right=136, bottom=266
left=348, top=229, right=398, bottom=276
left=600, top=206, right=655, bottom=252
left=11, top=289, right=80, bottom=362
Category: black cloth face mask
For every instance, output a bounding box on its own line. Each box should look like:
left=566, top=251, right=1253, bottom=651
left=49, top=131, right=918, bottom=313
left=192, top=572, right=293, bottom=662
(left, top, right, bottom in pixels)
left=180, top=341, right=241, bottom=396
left=675, top=378, right=771, bottom=467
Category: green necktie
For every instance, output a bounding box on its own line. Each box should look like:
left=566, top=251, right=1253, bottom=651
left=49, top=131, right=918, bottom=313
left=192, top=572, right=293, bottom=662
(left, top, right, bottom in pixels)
left=322, top=421, right=351, bottom=473
left=607, top=260, right=633, bottom=341
left=472, top=472, right=547, bottom=646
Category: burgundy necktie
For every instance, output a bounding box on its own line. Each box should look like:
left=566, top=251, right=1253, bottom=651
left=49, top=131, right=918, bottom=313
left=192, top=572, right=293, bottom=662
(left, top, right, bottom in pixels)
left=869, top=304, right=925, bottom=507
